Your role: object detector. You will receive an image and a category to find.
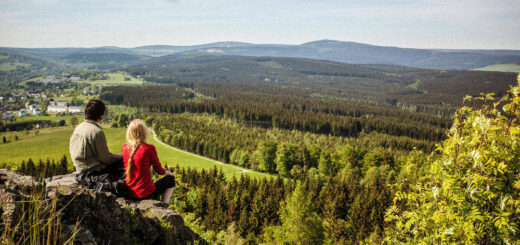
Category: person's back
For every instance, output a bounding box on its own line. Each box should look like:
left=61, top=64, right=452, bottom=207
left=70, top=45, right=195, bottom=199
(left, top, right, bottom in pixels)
left=122, top=143, right=164, bottom=198
left=70, top=119, right=113, bottom=172
left=123, top=119, right=175, bottom=206
left=69, top=99, right=121, bottom=175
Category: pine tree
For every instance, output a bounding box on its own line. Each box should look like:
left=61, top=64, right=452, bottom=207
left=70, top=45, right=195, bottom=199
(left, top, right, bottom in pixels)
left=19, top=160, right=26, bottom=175
left=37, top=159, right=44, bottom=177
left=45, top=159, right=51, bottom=177
left=59, top=155, right=68, bottom=174
left=26, top=158, right=35, bottom=176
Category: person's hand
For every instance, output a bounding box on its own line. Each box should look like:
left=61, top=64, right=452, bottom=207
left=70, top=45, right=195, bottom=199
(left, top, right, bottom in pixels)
left=164, top=170, right=174, bottom=176
left=112, top=153, right=123, bottom=159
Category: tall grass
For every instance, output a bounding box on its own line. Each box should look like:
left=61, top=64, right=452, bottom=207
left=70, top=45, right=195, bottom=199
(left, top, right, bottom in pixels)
left=1, top=184, right=79, bottom=245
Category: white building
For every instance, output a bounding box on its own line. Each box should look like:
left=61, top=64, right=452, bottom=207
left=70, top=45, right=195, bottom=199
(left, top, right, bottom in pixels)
left=47, top=101, right=68, bottom=113
left=27, top=103, right=41, bottom=111
left=2, top=112, right=12, bottom=120
left=50, top=101, right=67, bottom=107
left=18, top=109, right=27, bottom=117
left=47, top=105, right=67, bottom=113
left=32, top=108, right=42, bottom=116
left=67, top=76, right=81, bottom=82
left=68, top=106, right=82, bottom=114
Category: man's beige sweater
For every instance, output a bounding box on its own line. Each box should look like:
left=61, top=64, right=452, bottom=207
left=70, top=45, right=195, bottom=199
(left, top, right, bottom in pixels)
left=70, top=120, right=114, bottom=173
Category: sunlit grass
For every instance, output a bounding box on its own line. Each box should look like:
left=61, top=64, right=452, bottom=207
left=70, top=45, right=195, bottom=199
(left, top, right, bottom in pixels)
left=78, top=72, right=144, bottom=85
left=0, top=123, right=272, bottom=179
left=473, top=63, right=520, bottom=73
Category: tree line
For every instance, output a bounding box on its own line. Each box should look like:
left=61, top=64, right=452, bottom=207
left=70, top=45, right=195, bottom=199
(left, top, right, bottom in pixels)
left=101, top=83, right=450, bottom=142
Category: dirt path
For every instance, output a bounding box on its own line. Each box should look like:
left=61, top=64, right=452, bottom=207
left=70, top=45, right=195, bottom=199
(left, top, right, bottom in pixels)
left=151, top=129, right=251, bottom=174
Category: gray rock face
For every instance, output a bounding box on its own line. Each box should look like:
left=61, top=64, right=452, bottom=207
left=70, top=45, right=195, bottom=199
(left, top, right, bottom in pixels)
left=0, top=169, right=39, bottom=229
left=1, top=169, right=206, bottom=245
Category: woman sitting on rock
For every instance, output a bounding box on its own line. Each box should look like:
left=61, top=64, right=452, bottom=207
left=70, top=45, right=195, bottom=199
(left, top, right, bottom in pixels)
left=123, top=119, right=175, bottom=207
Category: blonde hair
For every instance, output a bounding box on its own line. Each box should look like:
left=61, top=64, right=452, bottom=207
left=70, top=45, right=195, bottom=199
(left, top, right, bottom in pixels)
left=125, top=119, right=148, bottom=181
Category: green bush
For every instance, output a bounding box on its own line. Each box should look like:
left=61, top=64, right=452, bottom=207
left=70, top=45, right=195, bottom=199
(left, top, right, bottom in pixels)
left=384, top=75, right=520, bottom=244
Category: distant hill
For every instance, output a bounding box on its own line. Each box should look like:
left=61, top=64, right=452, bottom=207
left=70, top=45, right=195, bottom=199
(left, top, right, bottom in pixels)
left=3, top=40, right=519, bottom=70
left=124, top=54, right=517, bottom=115
left=63, top=53, right=151, bottom=70
left=0, top=48, right=65, bottom=83
left=199, top=40, right=520, bottom=70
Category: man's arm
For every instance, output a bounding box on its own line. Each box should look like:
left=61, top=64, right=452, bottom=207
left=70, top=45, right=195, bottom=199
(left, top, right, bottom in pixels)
left=93, top=130, right=113, bottom=164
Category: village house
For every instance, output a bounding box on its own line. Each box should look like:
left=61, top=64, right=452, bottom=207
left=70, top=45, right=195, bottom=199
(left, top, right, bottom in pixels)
left=17, top=109, right=27, bottom=117
left=25, top=102, right=41, bottom=110
left=25, top=102, right=42, bottom=116
left=2, top=111, right=12, bottom=120
left=28, top=93, right=41, bottom=99
left=47, top=101, right=68, bottom=113
left=32, top=108, right=42, bottom=116
left=68, top=106, right=83, bottom=114
left=67, top=76, right=81, bottom=82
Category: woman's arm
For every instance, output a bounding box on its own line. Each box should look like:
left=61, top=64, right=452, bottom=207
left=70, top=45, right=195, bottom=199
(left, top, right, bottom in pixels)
left=149, top=145, right=166, bottom=175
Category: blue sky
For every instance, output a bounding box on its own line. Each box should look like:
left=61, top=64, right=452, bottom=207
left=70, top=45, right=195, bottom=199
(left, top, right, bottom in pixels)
left=0, top=0, right=519, bottom=49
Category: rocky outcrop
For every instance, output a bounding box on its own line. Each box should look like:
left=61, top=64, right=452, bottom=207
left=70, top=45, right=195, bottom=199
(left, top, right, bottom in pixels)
left=0, top=169, right=206, bottom=245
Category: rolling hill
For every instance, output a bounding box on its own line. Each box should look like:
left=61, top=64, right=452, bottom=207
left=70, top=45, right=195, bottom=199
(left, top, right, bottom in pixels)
left=2, top=40, right=519, bottom=71
left=124, top=54, right=517, bottom=115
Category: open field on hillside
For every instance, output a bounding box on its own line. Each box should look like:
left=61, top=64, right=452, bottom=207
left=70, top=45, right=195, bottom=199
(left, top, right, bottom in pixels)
left=0, top=124, right=270, bottom=179
left=79, top=72, right=144, bottom=85
left=0, top=61, right=31, bottom=71
left=47, top=95, right=96, bottom=102
left=13, top=114, right=78, bottom=124
left=0, top=127, right=124, bottom=166
left=473, top=64, right=520, bottom=73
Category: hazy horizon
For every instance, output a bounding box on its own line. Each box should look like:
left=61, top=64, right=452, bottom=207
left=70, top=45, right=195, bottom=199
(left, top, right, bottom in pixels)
left=1, top=0, right=519, bottom=50
left=3, top=39, right=520, bottom=51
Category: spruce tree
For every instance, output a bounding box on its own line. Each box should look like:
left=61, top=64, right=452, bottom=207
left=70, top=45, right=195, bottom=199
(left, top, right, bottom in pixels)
left=26, top=158, right=35, bottom=176
left=60, top=155, right=68, bottom=174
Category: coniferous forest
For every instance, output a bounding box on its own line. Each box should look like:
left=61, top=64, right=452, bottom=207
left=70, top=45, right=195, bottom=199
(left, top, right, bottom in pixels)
left=1, top=51, right=518, bottom=243
left=96, top=58, right=520, bottom=243
left=3, top=1, right=520, bottom=243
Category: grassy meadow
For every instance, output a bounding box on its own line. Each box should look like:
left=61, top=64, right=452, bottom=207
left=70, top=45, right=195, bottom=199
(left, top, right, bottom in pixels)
left=473, top=63, right=520, bottom=73
left=0, top=61, right=31, bottom=71
left=14, top=113, right=78, bottom=124
left=0, top=123, right=271, bottom=179
left=79, top=72, right=144, bottom=85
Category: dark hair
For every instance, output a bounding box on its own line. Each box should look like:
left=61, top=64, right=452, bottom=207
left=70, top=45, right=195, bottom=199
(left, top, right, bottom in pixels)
left=85, top=99, right=106, bottom=121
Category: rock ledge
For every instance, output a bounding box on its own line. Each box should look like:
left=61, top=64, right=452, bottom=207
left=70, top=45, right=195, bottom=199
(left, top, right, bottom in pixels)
left=1, top=169, right=206, bottom=245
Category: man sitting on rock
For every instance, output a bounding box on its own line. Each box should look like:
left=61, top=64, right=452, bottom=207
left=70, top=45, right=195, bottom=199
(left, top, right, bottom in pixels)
left=70, top=99, right=125, bottom=193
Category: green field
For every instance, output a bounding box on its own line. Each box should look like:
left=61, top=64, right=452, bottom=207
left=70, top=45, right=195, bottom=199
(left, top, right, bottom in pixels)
left=49, top=95, right=96, bottom=102
left=14, top=114, right=78, bottom=124
left=79, top=72, right=144, bottom=85
left=0, top=61, right=31, bottom=71
left=0, top=124, right=271, bottom=179
left=473, top=64, right=520, bottom=73
left=406, top=79, right=421, bottom=89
